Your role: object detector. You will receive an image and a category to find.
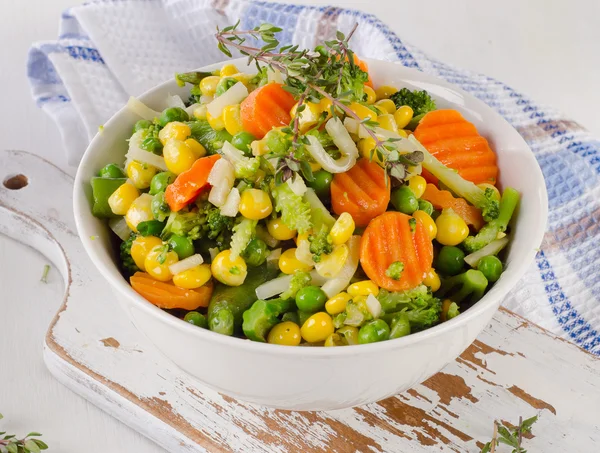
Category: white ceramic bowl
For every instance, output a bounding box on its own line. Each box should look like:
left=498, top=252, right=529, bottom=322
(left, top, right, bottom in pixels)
left=73, top=58, right=547, bottom=411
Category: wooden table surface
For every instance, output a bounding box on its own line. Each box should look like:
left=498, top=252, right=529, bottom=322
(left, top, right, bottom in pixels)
left=2, top=1, right=600, bottom=452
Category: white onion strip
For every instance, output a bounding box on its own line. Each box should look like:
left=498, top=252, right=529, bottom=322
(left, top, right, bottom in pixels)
left=207, top=82, right=248, bottom=117
left=109, top=217, right=131, bottom=241
left=127, top=96, right=160, bottom=121
left=169, top=254, right=204, bottom=275
left=126, top=132, right=168, bottom=171
left=321, top=235, right=361, bottom=298
left=166, top=94, right=186, bottom=109
left=366, top=294, right=382, bottom=319
left=255, top=270, right=328, bottom=300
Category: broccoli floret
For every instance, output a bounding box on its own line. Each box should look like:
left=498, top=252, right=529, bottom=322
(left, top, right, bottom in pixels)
left=161, top=202, right=234, bottom=242
left=120, top=233, right=140, bottom=277
left=272, top=183, right=312, bottom=234
left=280, top=271, right=312, bottom=300
left=205, top=205, right=235, bottom=240
left=445, top=301, right=460, bottom=320
left=378, top=285, right=442, bottom=331
left=436, top=269, right=489, bottom=304
left=242, top=298, right=295, bottom=342
left=309, top=225, right=333, bottom=263
left=463, top=187, right=520, bottom=253
left=385, top=261, right=405, bottom=280
left=230, top=218, right=257, bottom=259
left=221, top=142, right=260, bottom=179
left=186, top=120, right=233, bottom=154
left=390, top=88, right=436, bottom=117
left=410, top=136, right=500, bottom=221
left=339, top=56, right=369, bottom=101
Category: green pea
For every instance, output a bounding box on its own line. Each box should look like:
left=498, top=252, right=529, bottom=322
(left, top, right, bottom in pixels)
left=133, top=119, right=152, bottom=133
left=477, top=255, right=503, bottom=282
left=168, top=235, right=195, bottom=259
left=99, top=163, right=125, bottom=179
left=150, top=171, right=176, bottom=195
left=391, top=186, right=419, bottom=214
left=307, top=170, right=333, bottom=200
left=435, top=246, right=465, bottom=276
left=231, top=131, right=256, bottom=156
left=242, top=238, right=268, bottom=267
left=337, top=326, right=359, bottom=345
left=264, top=129, right=290, bottom=155
left=389, top=313, right=411, bottom=339
left=184, top=311, right=208, bottom=328
left=358, top=319, right=390, bottom=344
left=209, top=308, right=234, bottom=335
left=158, top=107, right=189, bottom=127
left=141, top=136, right=163, bottom=155
left=297, top=310, right=312, bottom=326
left=295, top=286, right=327, bottom=313
left=417, top=199, right=434, bottom=216
left=151, top=192, right=171, bottom=222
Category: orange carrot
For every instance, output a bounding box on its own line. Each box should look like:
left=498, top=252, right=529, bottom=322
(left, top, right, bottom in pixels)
left=165, top=154, right=220, bottom=212
left=360, top=212, right=433, bottom=292
left=331, top=158, right=390, bottom=227
left=240, top=83, right=296, bottom=139
left=130, top=272, right=213, bottom=310
left=421, top=183, right=484, bottom=230
left=414, top=109, right=499, bottom=185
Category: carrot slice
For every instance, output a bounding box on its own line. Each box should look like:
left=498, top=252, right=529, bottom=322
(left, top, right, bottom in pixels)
left=240, top=83, right=296, bottom=139
left=130, top=272, right=213, bottom=310
left=331, top=158, right=390, bottom=227
left=360, top=212, right=433, bottom=291
left=165, top=154, right=220, bottom=212
left=414, top=109, right=499, bottom=185
left=421, top=183, right=484, bottom=230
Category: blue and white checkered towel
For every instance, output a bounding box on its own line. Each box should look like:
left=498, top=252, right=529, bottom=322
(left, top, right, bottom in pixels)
left=28, top=0, right=600, bottom=354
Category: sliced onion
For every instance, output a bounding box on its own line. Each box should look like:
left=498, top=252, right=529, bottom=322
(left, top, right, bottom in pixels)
left=295, top=235, right=314, bottom=266
left=208, top=247, right=219, bottom=261
left=169, top=254, right=204, bottom=275
left=207, top=159, right=235, bottom=207
left=286, top=173, right=307, bottom=196
left=266, top=248, right=282, bottom=264
left=321, top=235, right=361, bottom=298
left=185, top=102, right=201, bottom=117
left=220, top=187, right=240, bottom=217
left=326, top=117, right=359, bottom=158
left=200, top=94, right=214, bottom=104
left=306, top=134, right=356, bottom=174
left=207, top=82, right=248, bottom=117
left=166, top=94, right=186, bottom=109
left=109, top=217, right=131, bottom=241
left=255, top=225, right=279, bottom=248
left=126, top=131, right=168, bottom=171
left=464, top=237, right=510, bottom=268
left=255, top=270, right=328, bottom=300
left=366, top=294, right=382, bottom=319
left=127, top=96, right=160, bottom=121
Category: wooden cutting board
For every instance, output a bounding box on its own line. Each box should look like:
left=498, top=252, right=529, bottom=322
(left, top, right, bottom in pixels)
left=1, top=150, right=599, bottom=452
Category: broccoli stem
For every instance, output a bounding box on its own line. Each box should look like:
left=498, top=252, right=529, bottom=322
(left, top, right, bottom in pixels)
left=437, top=269, right=488, bottom=304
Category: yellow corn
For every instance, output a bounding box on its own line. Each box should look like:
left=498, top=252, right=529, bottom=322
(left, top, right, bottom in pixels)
left=377, top=114, right=398, bottom=133
left=330, top=212, right=355, bottom=245
left=158, top=121, right=191, bottom=145
left=268, top=321, right=301, bottom=346
left=238, top=189, right=273, bottom=220
left=358, top=138, right=384, bottom=165
left=199, top=76, right=221, bottom=96
left=125, top=194, right=154, bottom=232
left=435, top=209, right=469, bottom=246
left=250, top=139, right=268, bottom=157
left=230, top=72, right=253, bottom=87
left=309, top=161, right=322, bottom=172
left=220, top=64, right=239, bottom=77
left=374, top=99, right=396, bottom=114
left=144, top=246, right=178, bottom=282
left=413, top=210, right=437, bottom=240
left=349, top=102, right=377, bottom=122
left=222, top=104, right=243, bottom=135
left=324, top=333, right=344, bottom=347
left=315, top=244, right=349, bottom=279
left=363, top=85, right=377, bottom=104
left=279, top=248, right=313, bottom=274
left=163, top=139, right=197, bottom=175
left=423, top=268, right=441, bottom=292
left=193, top=104, right=208, bottom=120
left=325, top=292, right=352, bottom=315
left=347, top=280, right=379, bottom=297
left=131, top=236, right=163, bottom=271
left=375, top=85, right=398, bottom=100
left=408, top=175, right=427, bottom=198
left=290, top=101, right=325, bottom=133
left=477, top=183, right=501, bottom=201
left=126, top=160, right=157, bottom=189
left=184, top=138, right=207, bottom=158
left=211, top=250, right=248, bottom=286
left=108, top=182, right=139, bottom=216
left=206, top=111, right=225, bottom=131
left=267, top=217, right=297, bottom=241
left=173, top=264, right=212, bottom=289
left=394, top=105, right=414, bottom=129
left=301, top=312, right=334, bottom=343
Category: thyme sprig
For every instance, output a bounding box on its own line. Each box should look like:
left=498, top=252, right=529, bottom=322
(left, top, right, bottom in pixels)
left=481, top=415, right=538, bottom=453
left=0, top=413, right=48, bottom=453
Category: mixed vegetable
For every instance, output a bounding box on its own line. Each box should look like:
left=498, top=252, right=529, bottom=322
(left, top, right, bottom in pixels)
left=90, top=23, right=519, bottom=346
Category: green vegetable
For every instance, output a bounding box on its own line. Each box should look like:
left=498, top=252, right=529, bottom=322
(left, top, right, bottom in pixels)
left=385, top=261, right=404, bottom=280
left=297, top=310, right=312, bottom=326
left=137, top=123, right=163, bottom=155
left=222, top=142, right=260, bottom=179
left=175, top=71, right=213, bottom=87
left=437, top=269, right=489, bottom=304
left=378, top=286, right=442, bottom=331
left=417, top=199, right=434, bottom=216
left=168, top=234, right=195, bottom=259
left=264, top=129, right=291, bottom=155
left=141, top=136, right=163, bottom=155
left=208, top=264, right=278, bottom=335
left=280, top=271, right=312, bottom=300
left=281, top=311, right=299, bottom=325
left=133, top=119, right=152, bottom=133
left=477, top=255, right=503, bottom=282
left=137, top=220, right=166, bottom=237
left=305, top=188, right=335, bottom=231
left=389, top=88, right=436, bottom=117
left=445, top=301, right=460, bottom=320
left=158, top=107, right=189, bottom=127
left=149, top=171, right=176, bottom=195
left=184, top=311, right=208, bottom=328
left=162, top=202, right=234, bottom=242
left=389, top=313, right=411, bottom=339
left=242, top=298, right=294, bottom=342
left=99, top=163, right=125, bottom=179
left=272, top=183, right=312, bottom=234
left=435, top=246, right=465, bottom=276
left=230, top=218, right=257, bottom=259
left=463, top=237, right=509, bottom=268
left=307, top=170, right=333, bottom=200
left=463, top=187, right=520, bottom=252
left=358, top=319, right=390, bottom=344
left=295, top=286, right=327, bottom=313
left=391, top=186, right=419, bottom=214
left=215, top=77, right=237, bottom=96
left=308, top=225, right=333, bottom=263
left=242, top=238, right=268, bottom=267
left=120, top=233, right=140, bottom=277
left=231, top=131, right=256, bottom=156
left=339, top=58, right=369, bottom=102
left=337, top=325, right=359, bottom=345
left=90, top=176, right=127, bottom=218
left=187, top=120, right=233, bottom=154
left=151, top=192, right=171, bottom=222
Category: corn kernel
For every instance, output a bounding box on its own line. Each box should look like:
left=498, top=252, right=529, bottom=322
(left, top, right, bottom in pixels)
left=145, top=246, right=178, bottom=282
left=199, top=76, right=221, bottom=96
left=184, top=138, right=207, bottom=158
left=267, top=217, right=297, bottom=241
left=435, top=209, right=469, bottom=246
left=163, top=139, right=197, bottom=175
left=211, top=250, right=248, bottom=286
left=230, top=72, right=253, bottom=87
left=363, top=85, right=377, bottom=104
left=125, top=193, right=154, bottom=232
left=408, top=175, right=427, bottom=198
left=325, top=292, right=352, bottom=315
left=423, top=268, right=441, bottom=292
left=108, top=182, right=139, bottom=215
left=413, top=210, right=437, bottom=240
left=238, top=189, right=273, bottom=220
left=377, top=114, right=398, bottom=133
left=375, top=85, right=398, bottom=100
left=158, top=121, right=191, bottom=145
left=193, top=104, right=207, bottom=120
left=349, top=102, right=377, bottom=122
left=268, top=321, right=301, bottom=346
left=207, top=111, right=225, bottom=131
left=477, top=183, right=501, bottom=201
left=330, top=212, right=355, bottom=245
left=126, top=160, right=157, bottom=189
left=374, top=99, right=396, bottom=114
left=131, top=236, right=163, bottom=271
left=222, top=104, right=243, bottom=135
left=301, top=312, right=334, bottom=343
left=315, top=244, right=349, bottom=278
left=347, top=280, right=379, bottom=297
left=324, top=333, right=344, bottom=347
left=358, top=138, right=384, bottom=165
left=279, top=248, right=313, bottom=274
left=394, top=105, right=414, bottom=129
left=173, top=264, right=212, bottom=289
left=220, top=63, right=239, bottom=77
left=250, top=139, right=267, bottom=157
left=309, top=161, right=321, bottom=172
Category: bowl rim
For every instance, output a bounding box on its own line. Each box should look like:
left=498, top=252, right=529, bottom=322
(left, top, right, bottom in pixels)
left=73, top=57, right=548, bottom=357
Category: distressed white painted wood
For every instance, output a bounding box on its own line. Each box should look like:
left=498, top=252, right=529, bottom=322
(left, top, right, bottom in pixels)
left=1, top=150, right=600, bottom=452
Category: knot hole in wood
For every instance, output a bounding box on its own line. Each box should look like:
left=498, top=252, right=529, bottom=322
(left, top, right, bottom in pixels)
left=3, top=174, right=28, bottom=190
